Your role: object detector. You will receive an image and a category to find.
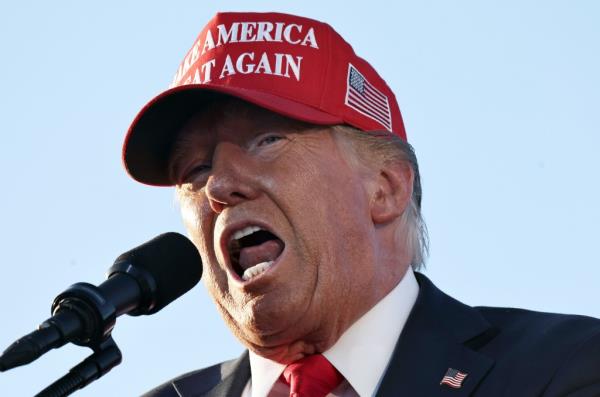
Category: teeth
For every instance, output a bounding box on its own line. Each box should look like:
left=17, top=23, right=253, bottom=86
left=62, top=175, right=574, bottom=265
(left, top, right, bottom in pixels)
left=231, top=226, right=263, bottom=241
left=242, top=261, right=274, bottom=281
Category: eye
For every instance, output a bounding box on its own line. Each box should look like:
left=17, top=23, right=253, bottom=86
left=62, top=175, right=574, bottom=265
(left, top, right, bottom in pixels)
left=181, top=163, right=211, bottom=183
left=257, top=134, right=284, bottom=146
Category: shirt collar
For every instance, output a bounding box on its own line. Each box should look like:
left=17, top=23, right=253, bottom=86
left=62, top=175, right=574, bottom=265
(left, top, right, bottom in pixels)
left=249, top=269, right=419, bottom=397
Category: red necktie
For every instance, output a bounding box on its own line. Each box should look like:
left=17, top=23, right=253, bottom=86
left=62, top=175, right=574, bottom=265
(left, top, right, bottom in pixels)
left=281, top=354, right=344, bottom=397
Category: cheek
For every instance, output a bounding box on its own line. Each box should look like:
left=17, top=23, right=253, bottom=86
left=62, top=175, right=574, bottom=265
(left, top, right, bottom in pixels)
left=314, top=175, right=373, bottom=282
left=178, top=194, right=232, bottom=296
left=179, top=195, right=212, bottom=248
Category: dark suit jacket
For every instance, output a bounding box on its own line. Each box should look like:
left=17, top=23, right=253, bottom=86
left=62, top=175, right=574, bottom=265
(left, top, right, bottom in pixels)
left=143, top=273, right=600, bottom=396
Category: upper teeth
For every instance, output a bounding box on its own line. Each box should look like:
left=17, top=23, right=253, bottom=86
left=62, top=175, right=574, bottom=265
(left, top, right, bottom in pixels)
left=230, top=225, right=263, bottom=241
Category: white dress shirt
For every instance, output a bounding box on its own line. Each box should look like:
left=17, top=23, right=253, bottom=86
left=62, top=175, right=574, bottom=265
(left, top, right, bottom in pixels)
left=241, top=269, right=419, bottom=397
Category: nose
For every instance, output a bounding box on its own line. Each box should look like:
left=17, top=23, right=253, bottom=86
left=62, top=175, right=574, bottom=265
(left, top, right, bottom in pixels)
left=204, top=141, right=259, bottom=213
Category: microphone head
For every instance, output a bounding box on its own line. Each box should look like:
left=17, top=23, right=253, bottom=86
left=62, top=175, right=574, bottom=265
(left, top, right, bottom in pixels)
left=109, top=232, right=202, bottom=315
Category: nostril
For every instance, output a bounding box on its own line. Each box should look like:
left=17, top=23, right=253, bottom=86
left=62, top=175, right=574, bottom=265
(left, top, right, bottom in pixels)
left=207, top=191, right=249, bottom=214
left=208, top=198, right=225, bottom=214
left=205, top=172, right=254, bottom=209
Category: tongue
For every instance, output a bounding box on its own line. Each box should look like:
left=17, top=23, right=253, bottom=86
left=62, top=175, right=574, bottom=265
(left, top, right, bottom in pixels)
left=239, top=239, right=284, bottom=270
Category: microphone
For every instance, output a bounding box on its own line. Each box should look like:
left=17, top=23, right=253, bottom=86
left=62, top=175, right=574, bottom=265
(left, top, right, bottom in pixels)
left=0, top=232, right=202, bottom=372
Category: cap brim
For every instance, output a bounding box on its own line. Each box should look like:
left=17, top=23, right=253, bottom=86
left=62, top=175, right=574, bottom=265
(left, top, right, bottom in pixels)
left=122, top=84, right=344, bottom=186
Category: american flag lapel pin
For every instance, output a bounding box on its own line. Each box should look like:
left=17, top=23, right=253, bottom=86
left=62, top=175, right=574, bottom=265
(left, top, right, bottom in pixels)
left=440, top=368, right=468, bottom=389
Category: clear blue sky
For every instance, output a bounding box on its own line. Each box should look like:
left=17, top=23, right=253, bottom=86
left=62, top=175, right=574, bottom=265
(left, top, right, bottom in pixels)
left=1, top=1, right=598, bottom=395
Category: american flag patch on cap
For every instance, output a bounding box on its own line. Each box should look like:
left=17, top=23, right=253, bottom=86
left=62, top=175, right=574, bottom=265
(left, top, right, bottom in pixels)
left=440, top=368, right=468, bottom=388
left=345, top=64, right=392, bottom=131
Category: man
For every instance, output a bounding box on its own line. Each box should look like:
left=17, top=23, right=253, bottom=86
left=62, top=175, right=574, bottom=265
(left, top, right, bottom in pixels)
left=122, top=12, right=600, bottom=397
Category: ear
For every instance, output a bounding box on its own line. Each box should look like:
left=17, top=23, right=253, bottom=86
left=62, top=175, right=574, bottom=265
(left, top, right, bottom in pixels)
left=370, top=161, right=414, bottom=225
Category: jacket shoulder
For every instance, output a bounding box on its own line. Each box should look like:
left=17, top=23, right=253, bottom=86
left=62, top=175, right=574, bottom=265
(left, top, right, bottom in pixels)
left=141, top=357, right=244, bottom=397
left=475, top=305, right=600, bottom=346
left=474, top=306, right=600, bottom=395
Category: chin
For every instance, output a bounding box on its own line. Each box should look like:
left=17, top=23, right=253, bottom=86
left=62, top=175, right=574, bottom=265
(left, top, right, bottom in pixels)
left=238, top=293, right=304, bottom=333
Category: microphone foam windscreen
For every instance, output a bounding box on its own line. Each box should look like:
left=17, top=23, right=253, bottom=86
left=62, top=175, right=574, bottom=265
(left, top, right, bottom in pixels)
left=111, top=232, right=202, bottom=314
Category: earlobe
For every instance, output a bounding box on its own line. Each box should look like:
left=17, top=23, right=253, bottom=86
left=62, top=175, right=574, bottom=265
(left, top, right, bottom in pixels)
left=370, top=161, right=414, bottom=225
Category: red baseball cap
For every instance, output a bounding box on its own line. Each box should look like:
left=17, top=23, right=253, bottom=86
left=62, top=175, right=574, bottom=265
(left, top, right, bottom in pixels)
left=123, top=11, right=406, bottom=186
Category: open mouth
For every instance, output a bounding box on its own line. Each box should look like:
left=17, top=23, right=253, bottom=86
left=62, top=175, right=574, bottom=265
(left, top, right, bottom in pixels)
left=228, top=226, right=285, bottom=281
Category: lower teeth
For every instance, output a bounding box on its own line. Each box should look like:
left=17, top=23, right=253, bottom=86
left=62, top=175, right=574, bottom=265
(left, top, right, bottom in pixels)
left=242, top=261, right=274, bottom=281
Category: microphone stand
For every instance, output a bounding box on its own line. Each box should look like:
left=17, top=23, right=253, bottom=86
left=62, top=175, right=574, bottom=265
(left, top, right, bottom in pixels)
left=1, top=232, right=202, bottom=395
left=35, top=336, right=122, bottom=397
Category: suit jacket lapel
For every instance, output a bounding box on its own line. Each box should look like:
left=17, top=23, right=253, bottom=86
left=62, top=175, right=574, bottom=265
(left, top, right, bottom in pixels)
left=172, top=351, right=251, bottom=397
left=376, top=273, right=496, bottom=397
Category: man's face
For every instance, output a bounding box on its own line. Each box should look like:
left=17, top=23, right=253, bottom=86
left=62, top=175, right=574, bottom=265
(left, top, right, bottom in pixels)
left=170, top=99, right=384, bottom=363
